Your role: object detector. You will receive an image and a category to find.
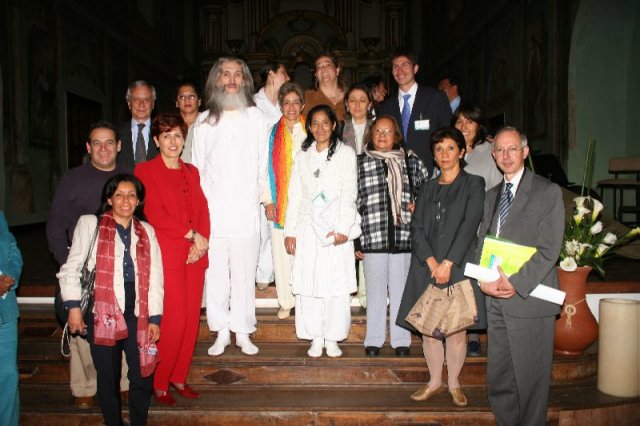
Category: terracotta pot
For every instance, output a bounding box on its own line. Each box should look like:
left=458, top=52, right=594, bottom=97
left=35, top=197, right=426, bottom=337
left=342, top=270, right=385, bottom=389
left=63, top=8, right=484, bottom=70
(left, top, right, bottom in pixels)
left=554, top=266, right=599, bottom=356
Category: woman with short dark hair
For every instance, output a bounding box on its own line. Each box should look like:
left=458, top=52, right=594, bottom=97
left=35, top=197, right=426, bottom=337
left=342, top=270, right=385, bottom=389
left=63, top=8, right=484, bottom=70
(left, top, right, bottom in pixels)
left=135, top=112, right=210, bottom=406
left=397, top=127, right=485, bottom=407
left=356, top=116, right=429, bottom=357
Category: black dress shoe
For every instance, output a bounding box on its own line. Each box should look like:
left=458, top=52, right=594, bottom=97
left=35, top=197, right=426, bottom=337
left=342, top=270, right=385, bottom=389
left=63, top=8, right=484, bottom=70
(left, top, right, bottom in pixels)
left=365, top=346, right=380, bottom=356
left=467, top=340, right=482, bottom=357
left=395, top=346, right=410, bottom=357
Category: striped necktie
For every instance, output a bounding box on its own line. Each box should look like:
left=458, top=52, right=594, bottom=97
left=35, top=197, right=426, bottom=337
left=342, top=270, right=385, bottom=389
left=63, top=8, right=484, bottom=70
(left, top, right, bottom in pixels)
left=135, top=123, right=147, bottom=163
left=401, top=94, right=411, bottom=140
left=499, top=182, right=513, bottom=229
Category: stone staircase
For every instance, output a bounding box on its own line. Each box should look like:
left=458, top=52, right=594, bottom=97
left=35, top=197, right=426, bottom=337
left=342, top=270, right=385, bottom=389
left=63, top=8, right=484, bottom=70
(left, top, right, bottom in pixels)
left=17, top=287, right=640, bottom=426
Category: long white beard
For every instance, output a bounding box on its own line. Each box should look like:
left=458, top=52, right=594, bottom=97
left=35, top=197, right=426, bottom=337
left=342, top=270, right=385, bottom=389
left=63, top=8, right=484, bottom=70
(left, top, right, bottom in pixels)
left=219, top=90, right=248, bottom=111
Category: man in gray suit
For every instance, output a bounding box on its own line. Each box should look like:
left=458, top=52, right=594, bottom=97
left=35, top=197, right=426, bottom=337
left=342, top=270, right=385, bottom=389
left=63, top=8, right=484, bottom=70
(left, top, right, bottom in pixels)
left=477, top=126, right=563, bottom=426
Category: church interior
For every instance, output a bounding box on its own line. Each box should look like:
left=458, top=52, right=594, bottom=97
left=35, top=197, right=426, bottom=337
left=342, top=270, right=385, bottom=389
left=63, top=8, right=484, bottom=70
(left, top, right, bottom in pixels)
left=2, top=0, right=639, bottom=424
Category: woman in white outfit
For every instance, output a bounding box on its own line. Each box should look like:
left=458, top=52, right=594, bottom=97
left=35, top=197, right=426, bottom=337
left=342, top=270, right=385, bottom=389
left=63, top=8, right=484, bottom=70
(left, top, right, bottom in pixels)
left=284, top=104, right=360, bottom=358
left=253, top=61, right=290, bottom=290
left=264, top=82, right=307, bottom=319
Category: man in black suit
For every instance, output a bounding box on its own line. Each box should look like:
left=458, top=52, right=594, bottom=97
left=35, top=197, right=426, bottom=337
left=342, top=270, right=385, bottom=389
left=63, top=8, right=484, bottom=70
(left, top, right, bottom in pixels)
left=377, top=49, right=451, bottom=174
left=117, top=80, right=158, bottom=170
left=477, top=127, right=564, bottom=426
left=438, top=77, right=461, bottom=113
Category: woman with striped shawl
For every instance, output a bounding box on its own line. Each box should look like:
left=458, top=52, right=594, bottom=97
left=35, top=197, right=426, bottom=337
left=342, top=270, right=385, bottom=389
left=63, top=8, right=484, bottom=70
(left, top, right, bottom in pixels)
left=265, top=82, right=307, bottom=319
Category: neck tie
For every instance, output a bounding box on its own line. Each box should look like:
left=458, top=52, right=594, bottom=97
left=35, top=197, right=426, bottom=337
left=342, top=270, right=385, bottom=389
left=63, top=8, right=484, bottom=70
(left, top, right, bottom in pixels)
left=401, top=94, right=412, bottom=140
left=135, top=123, right=147, bottom=163
left=498, top=182, right=514, bottom=229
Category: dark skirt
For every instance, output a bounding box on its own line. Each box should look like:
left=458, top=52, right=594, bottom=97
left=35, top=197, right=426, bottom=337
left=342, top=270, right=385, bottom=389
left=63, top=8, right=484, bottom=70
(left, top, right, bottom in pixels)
left=396, top=253, right=487, bottom=333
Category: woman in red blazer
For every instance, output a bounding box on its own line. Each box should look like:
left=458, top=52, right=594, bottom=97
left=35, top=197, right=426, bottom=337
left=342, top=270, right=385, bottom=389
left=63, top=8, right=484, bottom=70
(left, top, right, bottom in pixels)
left=135, top=113, right=210, bottom=406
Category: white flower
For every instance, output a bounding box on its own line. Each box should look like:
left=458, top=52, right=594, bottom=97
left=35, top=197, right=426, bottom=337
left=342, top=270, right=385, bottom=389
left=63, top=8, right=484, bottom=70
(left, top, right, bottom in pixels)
left=574, top=207, right=591, bottom=225
left=578, top=243, right=592, bottom=255
left=595, top=244, right=609, bottom=257
left=591, top=199, right=604, bottom=221
left=573, top=196, right=588, bottom=208
left=590, top=221, right=603, bottom=235
left=565, top=239, right=580, bottom=256
left=603, top=233, right=617, bottom=244
left=560, top=257, right=577, bottom=272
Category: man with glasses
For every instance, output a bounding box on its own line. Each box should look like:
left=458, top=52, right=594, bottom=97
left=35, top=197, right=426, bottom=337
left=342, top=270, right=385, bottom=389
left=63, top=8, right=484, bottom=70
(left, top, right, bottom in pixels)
left=47, top=121, right=131, bottom=409
left=377, top=48, right=451, bottom=176
left=477, top=126, right=563, bottom=426
left=117, top=80, right=158, bottom=169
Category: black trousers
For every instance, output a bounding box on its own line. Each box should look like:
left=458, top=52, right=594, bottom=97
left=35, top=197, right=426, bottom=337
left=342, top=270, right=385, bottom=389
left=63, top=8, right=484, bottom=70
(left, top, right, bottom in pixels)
left=87, top=284, right=152, bottom=426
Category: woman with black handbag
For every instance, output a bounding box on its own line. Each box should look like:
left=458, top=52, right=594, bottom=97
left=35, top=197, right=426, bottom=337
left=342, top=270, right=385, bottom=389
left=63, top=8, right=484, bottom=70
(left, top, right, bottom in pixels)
left=396, top=127, right=485, bottom=407
left=58, top=174, right=164, bottom=426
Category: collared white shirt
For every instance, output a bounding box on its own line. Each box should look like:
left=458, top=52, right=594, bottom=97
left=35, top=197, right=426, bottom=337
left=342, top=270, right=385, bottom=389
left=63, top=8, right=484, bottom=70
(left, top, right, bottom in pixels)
left=397, top=82, right=418, bottom=115
left=254, top=88, right=282, bottom=128
left=497, top=166, right=525, bottom=236
left=130, top=118, right=152, bottom=157
left=450, top=95, right=461, bottom=113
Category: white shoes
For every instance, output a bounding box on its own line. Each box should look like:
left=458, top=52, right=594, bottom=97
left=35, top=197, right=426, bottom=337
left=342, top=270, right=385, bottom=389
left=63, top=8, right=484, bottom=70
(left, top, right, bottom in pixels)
left=307, top=338, right=324, bottom=357
left=236, top=333, right=259, bottom=356
left=325, top=340, right=342, bottom=358
left=208, top=328, right=231, bottom=356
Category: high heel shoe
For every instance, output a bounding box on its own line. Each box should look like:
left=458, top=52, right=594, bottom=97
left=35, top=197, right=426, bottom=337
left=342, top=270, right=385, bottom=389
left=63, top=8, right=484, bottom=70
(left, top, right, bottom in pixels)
left=154, top=389, right=176, bottom=406
left=449, top=387, right=468, bottom=406
left=170, top=383, right=200, bottom=399
left=410, top=384, right=446, bottom=401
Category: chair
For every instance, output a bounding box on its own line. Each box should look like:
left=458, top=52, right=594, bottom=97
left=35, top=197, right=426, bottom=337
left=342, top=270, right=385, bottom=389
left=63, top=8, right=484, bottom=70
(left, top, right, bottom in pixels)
left=597, top=157, right=640, bottom=226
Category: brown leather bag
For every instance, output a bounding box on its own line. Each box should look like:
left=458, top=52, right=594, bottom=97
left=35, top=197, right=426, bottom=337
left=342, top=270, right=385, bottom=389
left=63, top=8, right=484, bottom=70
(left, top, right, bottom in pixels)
left=405, top=279, right=478, bottom=340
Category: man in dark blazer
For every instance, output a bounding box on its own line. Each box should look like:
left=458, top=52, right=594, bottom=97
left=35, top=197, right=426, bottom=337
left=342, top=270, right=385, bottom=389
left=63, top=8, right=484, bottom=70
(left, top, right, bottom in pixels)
left=117, top=80, right=159, bottom=170
left=377, top=49, right=451, bottom=175
left=477, top=127, right=564, bottom=426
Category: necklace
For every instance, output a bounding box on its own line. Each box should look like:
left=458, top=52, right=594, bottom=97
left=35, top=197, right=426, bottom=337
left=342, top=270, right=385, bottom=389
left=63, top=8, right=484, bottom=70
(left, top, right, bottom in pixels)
left=439, top=174, right=457, bottom=184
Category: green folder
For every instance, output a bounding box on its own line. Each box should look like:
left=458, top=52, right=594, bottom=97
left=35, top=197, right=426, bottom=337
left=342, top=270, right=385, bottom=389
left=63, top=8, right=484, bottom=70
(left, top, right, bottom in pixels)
left=479, top=236, right=537, bottom=276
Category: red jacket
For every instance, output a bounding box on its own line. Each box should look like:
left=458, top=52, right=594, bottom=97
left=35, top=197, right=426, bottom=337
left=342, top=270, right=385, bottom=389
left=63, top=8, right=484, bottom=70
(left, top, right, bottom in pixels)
left=135, top=157, right=210, bottom=270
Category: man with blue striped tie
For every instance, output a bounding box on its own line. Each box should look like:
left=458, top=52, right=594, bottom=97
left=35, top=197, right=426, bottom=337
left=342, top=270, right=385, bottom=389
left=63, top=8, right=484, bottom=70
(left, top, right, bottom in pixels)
left=476, top=126, right=564, bottom=426
left=377, top=49, right=451, bottom=177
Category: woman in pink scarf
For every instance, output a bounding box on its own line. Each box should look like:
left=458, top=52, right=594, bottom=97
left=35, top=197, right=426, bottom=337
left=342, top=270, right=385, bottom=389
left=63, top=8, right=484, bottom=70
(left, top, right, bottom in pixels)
left=59, top=174, right=164, bottom=426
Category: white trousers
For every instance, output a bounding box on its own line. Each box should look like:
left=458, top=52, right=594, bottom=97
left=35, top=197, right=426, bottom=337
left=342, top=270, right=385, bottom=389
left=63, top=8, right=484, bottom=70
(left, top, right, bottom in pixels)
left=206, top=234, right=260, bottom=334
left=363, top=252, right=412, bottom=348
left=270, top=227, right=295, bottom=310
left=295, top=294, right=351, bottom=342
left=256, top=206, right=274, bottom=283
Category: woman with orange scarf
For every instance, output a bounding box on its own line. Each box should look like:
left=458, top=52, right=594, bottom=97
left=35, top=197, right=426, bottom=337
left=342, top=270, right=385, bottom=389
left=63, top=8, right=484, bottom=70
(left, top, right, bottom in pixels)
left=60, top=174, right=164, bottom=426
left=264, top=82, right=307, bottom=319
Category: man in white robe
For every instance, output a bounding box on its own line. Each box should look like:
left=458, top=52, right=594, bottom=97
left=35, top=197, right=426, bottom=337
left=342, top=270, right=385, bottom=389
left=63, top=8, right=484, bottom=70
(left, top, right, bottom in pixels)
left=191, top=57, right=271, bottom=356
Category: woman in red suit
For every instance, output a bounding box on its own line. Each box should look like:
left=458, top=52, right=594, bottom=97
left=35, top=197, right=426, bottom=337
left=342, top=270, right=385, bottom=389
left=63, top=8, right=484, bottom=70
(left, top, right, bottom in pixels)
left=135, top=112, right=210, bottom=406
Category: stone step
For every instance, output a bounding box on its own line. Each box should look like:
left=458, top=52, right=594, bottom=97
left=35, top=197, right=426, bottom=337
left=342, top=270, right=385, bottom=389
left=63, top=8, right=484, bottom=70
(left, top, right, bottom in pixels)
left=19, top=304, right=426, bottom=345
left=18, top=380, right=640, bottom=426
left=18, top=338, right=597, bottom=387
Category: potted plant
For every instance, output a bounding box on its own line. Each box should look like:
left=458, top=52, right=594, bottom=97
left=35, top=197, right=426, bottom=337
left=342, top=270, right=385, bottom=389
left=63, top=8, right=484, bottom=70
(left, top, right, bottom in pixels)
left=554, top=135, right=640, bottom=355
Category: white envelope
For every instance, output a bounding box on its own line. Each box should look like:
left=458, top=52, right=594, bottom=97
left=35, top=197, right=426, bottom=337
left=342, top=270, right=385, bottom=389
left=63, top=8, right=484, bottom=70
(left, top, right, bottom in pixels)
left=464, top=263, right=566, bottom=305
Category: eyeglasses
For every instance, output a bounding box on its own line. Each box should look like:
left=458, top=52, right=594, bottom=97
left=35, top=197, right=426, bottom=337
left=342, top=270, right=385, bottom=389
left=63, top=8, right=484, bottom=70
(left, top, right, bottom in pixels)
left=494, top=146, right=522, bottom=156
left=177, top=94, right=197, bottom=101
left=374, top=128, right=393, bottom=135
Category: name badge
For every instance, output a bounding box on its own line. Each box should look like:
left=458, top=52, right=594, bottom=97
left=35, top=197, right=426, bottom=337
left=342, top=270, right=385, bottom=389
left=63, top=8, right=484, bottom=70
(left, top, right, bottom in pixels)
left=415, top=119, right=430, bottom=131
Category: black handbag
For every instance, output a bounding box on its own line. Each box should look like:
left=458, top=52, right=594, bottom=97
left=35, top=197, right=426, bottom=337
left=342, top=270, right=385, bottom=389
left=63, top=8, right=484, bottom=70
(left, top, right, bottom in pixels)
left=54, top=223, right=99, bottom=325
